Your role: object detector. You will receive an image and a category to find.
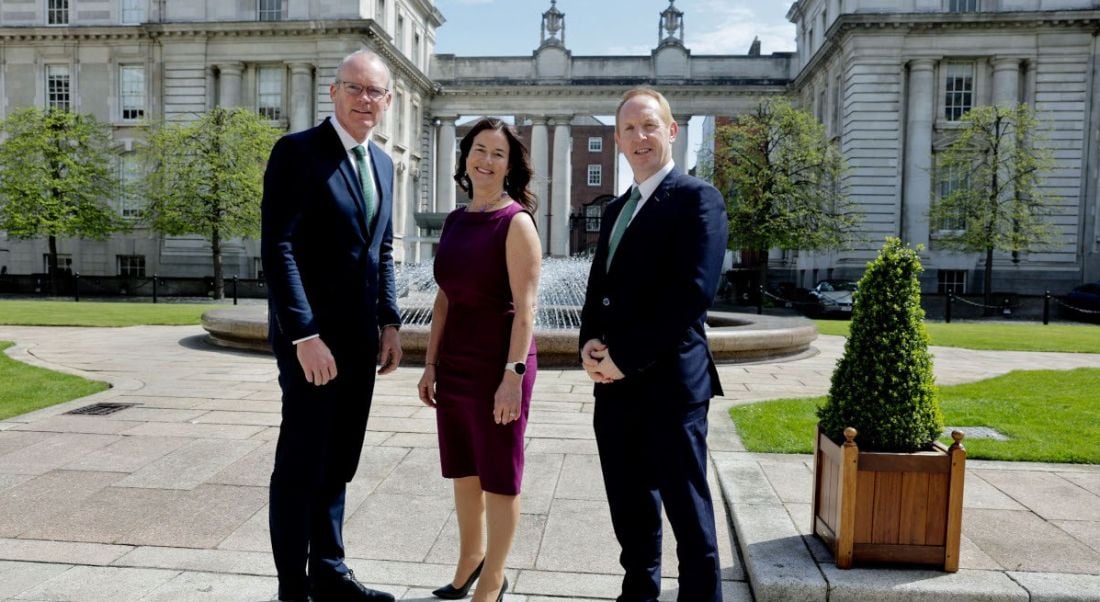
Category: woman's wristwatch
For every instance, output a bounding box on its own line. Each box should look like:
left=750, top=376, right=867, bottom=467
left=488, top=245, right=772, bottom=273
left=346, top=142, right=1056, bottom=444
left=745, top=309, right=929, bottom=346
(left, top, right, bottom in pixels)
left=505, top=361, right=526, bottom=375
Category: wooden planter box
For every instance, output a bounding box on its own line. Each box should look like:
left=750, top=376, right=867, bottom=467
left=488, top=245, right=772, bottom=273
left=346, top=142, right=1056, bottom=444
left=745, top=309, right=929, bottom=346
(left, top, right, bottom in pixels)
left=812, top=425, right=966, bottom=571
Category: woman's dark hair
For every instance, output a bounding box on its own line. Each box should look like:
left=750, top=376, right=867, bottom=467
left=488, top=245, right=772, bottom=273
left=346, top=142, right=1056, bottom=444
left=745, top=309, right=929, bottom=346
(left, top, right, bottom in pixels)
left=454, top=117, right=537, bottom=212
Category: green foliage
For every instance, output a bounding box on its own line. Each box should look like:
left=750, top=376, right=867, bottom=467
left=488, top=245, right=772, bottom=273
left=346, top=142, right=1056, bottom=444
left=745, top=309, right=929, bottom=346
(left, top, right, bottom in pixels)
left=141, top=108, right=280, bottom=239
left=0, top=107, right=127, bottom=254
left=0, top=300, right=222, bottom=327
left=930, top=104, right=1055, bottom=304
left=0, top=340, right=109, bottom=421
left=699, top=100, right=859, bottom=281
left=817, top=237, right=943, bottom=452
left=814, top=320, right=1100, bottom=354
left=731, top=368, right=1100, bottom=464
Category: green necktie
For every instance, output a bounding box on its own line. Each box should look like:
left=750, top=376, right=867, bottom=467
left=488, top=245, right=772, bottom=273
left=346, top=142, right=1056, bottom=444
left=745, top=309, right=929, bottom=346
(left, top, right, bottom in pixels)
left=606, top=186, right=642, bottom=271
left=352, top=145, right=377, bottom=224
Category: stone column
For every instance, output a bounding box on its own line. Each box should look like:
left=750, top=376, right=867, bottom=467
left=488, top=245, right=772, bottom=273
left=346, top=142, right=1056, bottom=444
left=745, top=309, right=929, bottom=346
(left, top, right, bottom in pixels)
left=903, top=59, right=935, bottom=248
left=673, top=114, right=691, bottom=169
left=529, top=117, right=550, bottom=254
left=550, top=116, right=572, bottom=257
left=217, top=63, right=243, bottom=108
left=991, top=57, right=1021, bottom=107
left=435, top=117, right=457, bottom=213
left=288, top=63, right=314, bottom=133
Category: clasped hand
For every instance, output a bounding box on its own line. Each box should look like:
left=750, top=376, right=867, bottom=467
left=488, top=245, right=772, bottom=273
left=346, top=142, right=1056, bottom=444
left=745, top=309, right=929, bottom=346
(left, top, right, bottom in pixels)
left=581, top=338, right=624, bottom=384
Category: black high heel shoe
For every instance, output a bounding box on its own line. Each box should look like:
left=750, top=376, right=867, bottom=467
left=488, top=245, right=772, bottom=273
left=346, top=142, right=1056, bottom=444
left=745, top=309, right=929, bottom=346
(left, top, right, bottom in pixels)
left=495, top=576, right=508, bottom=602
left=431, top=558, right=484, bottom=599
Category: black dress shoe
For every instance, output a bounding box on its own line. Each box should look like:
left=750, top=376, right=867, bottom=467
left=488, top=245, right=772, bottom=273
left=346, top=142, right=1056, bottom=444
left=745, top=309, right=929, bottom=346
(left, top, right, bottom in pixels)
left=311, top=570, right=394, bottom=602
left=431, top=558, right=484, bottom=599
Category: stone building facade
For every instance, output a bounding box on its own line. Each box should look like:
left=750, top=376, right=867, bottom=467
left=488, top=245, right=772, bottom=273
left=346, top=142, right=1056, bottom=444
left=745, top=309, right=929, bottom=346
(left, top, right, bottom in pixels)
left=783, top=0, right=1100, bottom=293
left=0, top=0, right=442, bottom=278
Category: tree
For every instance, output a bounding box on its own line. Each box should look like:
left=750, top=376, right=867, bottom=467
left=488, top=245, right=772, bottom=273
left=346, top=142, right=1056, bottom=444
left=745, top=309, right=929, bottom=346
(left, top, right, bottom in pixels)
left=699, top=100, right=859, bottom=290
left=142, top=107, right=281, bottom=299
left=0, top=108, right=126, bottom=292
left=930, top=103, right=1054, bottom=310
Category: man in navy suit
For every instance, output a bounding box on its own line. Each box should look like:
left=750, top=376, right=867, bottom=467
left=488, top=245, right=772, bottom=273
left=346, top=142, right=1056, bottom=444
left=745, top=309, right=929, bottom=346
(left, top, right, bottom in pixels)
left=262, top=49, right=402, bottom=602
left=580, top=87, right=728, bottom=602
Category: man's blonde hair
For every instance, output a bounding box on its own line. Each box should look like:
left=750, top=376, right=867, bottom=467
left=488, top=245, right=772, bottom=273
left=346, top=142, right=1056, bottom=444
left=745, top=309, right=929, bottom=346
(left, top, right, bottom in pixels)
left=615, top=87, right=674, bottom=125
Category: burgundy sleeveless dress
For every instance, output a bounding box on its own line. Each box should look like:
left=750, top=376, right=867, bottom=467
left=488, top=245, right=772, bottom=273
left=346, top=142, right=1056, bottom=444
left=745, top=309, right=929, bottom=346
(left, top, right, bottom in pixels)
left=433, top=201, right=537, bottom=495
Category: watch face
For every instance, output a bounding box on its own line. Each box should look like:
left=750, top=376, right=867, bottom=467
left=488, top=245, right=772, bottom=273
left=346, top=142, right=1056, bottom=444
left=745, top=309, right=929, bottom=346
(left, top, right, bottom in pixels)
left=513, top=362, right=527, bottom=375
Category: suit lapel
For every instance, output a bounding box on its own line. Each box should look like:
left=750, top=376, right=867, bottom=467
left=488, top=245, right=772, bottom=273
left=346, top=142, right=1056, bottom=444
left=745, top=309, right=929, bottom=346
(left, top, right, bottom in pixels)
left=610, top=168, right=680, bottom=270
left=324, top=119, right=369, bottom=235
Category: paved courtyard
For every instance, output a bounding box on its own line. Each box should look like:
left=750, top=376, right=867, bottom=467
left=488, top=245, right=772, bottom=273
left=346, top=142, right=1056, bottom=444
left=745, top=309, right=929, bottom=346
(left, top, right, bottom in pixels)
left=1, top=324, right=1099, bottom=601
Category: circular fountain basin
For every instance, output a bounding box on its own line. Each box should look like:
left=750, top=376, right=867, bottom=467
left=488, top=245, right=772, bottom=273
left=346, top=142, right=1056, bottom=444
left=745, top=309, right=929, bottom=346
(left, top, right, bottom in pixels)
left=201, top=306, right=817, bottom=366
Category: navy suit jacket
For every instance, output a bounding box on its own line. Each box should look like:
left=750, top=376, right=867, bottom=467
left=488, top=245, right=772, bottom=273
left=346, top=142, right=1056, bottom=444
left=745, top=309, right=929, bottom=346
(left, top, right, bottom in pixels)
left=579, top=168, right=727, bottom=403
left=261, top=118, right=400, bottom=366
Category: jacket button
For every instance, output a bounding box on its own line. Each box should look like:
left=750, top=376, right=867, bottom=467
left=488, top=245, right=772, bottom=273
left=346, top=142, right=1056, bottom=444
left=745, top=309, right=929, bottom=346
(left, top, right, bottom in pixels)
left=602, top=297, right=611, bottom=307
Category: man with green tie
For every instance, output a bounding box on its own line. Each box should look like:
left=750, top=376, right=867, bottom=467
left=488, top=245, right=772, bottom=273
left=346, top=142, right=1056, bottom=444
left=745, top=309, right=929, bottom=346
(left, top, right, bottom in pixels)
left=262, top=49, right=402, bottom=602
left=580, top=87, right=728, bottom=602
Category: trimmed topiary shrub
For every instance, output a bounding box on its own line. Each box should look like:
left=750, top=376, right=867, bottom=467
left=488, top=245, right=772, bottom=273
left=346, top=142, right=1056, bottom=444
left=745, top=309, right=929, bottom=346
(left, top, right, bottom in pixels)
left=817, top=237, right=943, bottom=452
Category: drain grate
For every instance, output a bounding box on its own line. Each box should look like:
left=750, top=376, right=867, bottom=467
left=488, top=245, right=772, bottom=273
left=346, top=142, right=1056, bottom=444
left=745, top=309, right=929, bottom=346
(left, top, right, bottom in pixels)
left=65, top=402, right=139, bottom=416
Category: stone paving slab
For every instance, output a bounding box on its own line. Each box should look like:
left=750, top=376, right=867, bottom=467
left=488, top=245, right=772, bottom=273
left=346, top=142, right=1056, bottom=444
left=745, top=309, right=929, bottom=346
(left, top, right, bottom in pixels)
left=3, top=324, right=1100, bottom=601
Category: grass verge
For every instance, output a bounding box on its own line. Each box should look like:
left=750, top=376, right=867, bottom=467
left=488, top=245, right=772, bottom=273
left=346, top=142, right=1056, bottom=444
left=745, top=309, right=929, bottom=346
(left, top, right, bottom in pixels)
left=0, top=300, right=223, bottom=327
left=813, top=320, right=1100, bottom=353
left=729, top=368, right=1100, bottom=463
left=0, top=341, right=109, bottom=420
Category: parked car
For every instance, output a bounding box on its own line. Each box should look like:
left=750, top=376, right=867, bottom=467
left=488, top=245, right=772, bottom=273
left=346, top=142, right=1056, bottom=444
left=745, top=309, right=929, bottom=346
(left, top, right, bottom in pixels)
left=1063, top=281, right=1100, bottom=322
left=809, top=279, right=858, bottom=317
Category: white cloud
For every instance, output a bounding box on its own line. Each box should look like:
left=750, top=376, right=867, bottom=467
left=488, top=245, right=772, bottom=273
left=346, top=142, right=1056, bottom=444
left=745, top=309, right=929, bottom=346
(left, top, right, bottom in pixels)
left=684, top=1, right=796, bottom=55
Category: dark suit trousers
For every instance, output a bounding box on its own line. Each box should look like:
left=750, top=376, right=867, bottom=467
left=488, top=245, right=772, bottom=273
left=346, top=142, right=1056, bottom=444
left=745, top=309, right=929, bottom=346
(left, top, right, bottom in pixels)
left=593, top=396, right=722, bottom=602
left=269, top=348, right=376, bottom=596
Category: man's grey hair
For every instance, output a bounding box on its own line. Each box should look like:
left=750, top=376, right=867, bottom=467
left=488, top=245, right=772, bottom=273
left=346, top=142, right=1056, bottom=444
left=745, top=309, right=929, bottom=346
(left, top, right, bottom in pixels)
left=334, top=49, right=391, bottom=86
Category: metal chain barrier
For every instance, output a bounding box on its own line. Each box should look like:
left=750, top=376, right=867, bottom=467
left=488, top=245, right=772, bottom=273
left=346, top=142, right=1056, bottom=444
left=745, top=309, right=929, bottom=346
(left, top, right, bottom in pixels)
left=1053, top=297, right=1100, bottom=315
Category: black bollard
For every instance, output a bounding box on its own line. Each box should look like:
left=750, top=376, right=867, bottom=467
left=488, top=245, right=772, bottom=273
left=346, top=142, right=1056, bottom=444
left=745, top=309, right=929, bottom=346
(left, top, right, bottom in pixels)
left=232, top=276, right=239, bottom=306
left=757, top=285, right=764, bottom=315
left=1043, top=290, right=1050, bottom=325
left=1002, top=297, right=1012, bottom=318
left=74, top=272, right=80, bottom=302
left=945, top=290, right=952, bottom=323
left=153, top=274, right=158, bottom=304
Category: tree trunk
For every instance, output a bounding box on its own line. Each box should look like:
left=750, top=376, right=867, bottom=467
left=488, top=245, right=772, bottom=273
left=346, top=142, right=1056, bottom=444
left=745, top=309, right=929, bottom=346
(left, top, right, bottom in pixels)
left=47, top=235, right=59, bottom=295
left=211, top=224, right=224, bottom=300
left=983, top=247, right=995, bottom=316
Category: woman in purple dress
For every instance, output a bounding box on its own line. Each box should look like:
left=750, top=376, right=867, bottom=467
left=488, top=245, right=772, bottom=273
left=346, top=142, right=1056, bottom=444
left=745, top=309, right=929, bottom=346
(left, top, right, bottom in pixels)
left=417, top=118, right=540, bottom=602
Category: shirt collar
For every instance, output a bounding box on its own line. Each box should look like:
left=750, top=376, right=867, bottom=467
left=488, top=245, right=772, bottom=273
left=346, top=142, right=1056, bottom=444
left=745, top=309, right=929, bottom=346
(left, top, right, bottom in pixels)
left=329, top=116, right=369, bottom=153
left=634, top=160, right=675, bottom=201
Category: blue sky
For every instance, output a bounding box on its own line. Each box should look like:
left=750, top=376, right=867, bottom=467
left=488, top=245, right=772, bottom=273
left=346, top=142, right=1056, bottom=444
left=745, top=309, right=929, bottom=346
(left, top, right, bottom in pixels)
left=434, top=0, right=796, bottom=57
left=431, top=0, right=796, bottom=189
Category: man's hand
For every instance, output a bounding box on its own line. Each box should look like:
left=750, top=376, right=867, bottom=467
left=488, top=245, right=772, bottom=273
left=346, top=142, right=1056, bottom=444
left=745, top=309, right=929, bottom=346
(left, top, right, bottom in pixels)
left=581, top=338, right=615, bottom=384
left=591, top=347, right=625, bottom=382
left=378, top=325, right=402, bottom=375
left=296, top=337, right=336, bottom=386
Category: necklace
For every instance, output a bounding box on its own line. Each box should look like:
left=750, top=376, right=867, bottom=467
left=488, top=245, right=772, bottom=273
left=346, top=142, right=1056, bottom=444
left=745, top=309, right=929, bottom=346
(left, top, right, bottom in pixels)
left=470, top=191, right=508, bottom=212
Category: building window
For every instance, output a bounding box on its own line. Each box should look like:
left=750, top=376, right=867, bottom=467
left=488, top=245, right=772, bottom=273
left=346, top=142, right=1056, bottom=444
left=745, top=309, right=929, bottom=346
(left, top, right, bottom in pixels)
left=394, top=91, right=405, bottom=140
left=258, top=0, right=283, bottom=21
left=588, top=137, right=602, bottom=152
left=947, top=0, right=979, bottom=12
left=832, top=74, right=842, bottom=136
left=257, top=66, right=284, bottom=120
left=117, top=255, right=146, bottom=278
left=375, top=0, right=385, bottom=24
left=120, top=65, right=145, bottom=121
left=944, top=62, right=974, bottom=121
left=47, top=0, right=68, bottom=25
left=120, top=0, right=144, bottom=24
left=936, top=160, right=969, bottom=232
left=46, top=65, right=71, bottom=111
left=938, top=270, right=967, bottom=295
left=587, top=165, right=602, bottom=186
left=413, top=33, right=422, bottom=68
left=44, top=254, right=73, bottom=274
left=118, top=154, right=142, bottom=218
left=396, top=14, right=405, bottom=53
left=585, top=204, right=602, bottom=233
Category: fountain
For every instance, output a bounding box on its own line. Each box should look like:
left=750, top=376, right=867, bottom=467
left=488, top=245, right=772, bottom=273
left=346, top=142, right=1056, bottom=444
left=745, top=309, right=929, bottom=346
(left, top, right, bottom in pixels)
left=202, top=257, right=817, bottom=366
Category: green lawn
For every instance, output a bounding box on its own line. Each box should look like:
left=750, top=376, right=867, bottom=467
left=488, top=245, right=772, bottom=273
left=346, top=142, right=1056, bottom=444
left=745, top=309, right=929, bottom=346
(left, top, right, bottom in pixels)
left=0, top=300, right=223, bottom=327
left=814, top=320, right=1100, bottom=353
left=0, top=341, right=109, bottom=420
left=729, top=368, right=1100, bottom=464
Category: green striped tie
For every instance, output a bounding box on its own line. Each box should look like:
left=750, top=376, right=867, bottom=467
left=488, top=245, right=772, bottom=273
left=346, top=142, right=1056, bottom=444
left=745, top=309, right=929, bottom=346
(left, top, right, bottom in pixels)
left=606, top=186, right=642, bottom=271
left=352, top=145, right=377, bottom=224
